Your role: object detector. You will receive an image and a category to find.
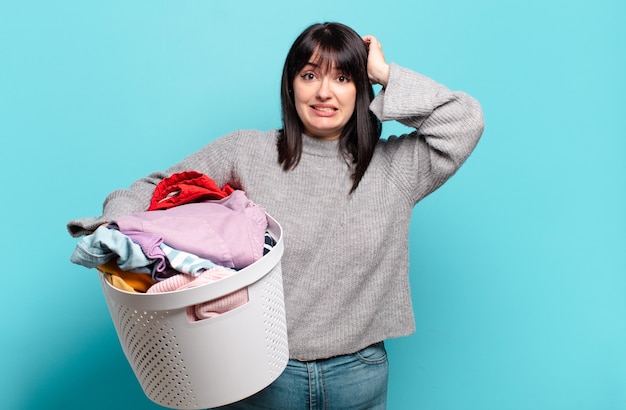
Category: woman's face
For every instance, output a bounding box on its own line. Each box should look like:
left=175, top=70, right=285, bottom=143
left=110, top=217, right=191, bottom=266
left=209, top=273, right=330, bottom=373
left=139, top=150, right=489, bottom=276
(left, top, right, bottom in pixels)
left=292, top=57, right=357, bottom=140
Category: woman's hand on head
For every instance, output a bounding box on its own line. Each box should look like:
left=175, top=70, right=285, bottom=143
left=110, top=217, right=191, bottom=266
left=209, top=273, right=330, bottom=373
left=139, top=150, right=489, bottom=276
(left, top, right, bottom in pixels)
left=362, top=35, right=390, bottom=88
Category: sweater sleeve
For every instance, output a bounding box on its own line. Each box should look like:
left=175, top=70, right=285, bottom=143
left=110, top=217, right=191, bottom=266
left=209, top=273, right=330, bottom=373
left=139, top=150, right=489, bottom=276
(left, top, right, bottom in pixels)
left=66, top=172, right=166, bottom=237
left=369, top=63, right=485, bottom=203
left=66, top=131, right=242, bottom=238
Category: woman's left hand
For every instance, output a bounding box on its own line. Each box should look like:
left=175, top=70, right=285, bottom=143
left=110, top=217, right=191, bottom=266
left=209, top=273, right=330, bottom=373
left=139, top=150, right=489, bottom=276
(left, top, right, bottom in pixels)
left=362, top=35, right=390, bottom=87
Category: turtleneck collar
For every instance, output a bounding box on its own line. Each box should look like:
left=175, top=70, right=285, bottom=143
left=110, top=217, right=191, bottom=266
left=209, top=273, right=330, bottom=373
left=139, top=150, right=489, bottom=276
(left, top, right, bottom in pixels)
left=301, top=133, right=341, bottom=158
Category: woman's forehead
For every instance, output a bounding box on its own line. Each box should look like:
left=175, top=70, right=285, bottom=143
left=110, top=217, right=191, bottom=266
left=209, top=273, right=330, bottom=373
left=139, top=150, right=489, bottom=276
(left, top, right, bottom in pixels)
left=304, top=49, right=344, bottom=73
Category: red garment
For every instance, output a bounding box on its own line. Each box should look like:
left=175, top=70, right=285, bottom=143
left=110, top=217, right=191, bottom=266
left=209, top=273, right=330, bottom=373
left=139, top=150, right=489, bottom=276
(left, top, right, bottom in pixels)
left=149, top=171, right=235, bottom=211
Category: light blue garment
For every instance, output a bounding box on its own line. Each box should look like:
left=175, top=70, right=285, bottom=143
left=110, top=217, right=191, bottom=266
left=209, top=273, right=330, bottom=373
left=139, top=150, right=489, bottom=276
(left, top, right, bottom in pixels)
left=70, top=225, right=152, bottom=271
left=209, top=342, right=388, bottom=409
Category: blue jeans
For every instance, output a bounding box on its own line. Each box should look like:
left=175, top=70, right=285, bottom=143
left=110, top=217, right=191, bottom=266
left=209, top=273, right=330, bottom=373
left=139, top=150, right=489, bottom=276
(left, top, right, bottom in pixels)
left=211, top=342, right=388, bottom=409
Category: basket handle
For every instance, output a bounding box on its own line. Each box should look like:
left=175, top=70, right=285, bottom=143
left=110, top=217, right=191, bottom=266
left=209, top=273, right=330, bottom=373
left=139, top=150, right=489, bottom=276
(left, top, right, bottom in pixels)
left=101, top=214, right=284, bottom=311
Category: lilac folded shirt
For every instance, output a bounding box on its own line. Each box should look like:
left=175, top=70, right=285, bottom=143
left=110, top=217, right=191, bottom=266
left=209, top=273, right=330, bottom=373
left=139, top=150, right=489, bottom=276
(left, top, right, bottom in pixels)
left=120, top=230, right=167, bottom=273
left=110, top=190, right=267, bottom=270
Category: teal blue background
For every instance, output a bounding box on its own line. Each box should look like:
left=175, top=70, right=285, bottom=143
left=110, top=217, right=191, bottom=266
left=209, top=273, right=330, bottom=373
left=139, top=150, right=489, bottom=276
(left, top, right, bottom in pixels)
left=2, top=0, right=624, bottom=409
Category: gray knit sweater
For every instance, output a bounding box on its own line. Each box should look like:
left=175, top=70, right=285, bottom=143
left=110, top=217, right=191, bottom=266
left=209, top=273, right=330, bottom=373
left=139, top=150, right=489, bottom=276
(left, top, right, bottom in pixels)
left=68, top=63, right=484, bottom=360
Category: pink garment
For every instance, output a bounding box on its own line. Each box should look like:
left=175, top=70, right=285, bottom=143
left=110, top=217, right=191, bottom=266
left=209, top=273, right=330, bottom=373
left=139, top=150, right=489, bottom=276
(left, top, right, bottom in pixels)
left=147, top=267, right=248, bottom=322
left=111, top=190, right=267, bottom=269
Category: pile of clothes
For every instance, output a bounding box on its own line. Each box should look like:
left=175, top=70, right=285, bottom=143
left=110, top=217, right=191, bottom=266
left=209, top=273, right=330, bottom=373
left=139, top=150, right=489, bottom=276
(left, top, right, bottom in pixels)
left=71, top=171, right=274, bottom=321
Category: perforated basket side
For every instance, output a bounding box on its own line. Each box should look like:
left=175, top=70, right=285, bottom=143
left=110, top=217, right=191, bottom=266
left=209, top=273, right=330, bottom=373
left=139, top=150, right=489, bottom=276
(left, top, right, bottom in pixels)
left=113, top=304, right=200, bottom=408
left=257, top=264, right=289, bottom=378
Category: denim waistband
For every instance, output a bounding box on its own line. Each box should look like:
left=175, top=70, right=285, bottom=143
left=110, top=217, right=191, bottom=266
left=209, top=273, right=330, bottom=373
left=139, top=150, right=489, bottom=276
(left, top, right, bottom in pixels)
left=293, top=341, right=385, bottom=362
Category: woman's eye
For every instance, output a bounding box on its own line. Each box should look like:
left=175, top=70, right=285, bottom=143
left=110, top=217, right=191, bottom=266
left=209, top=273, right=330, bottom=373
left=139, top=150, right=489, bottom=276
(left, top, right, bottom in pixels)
left=337, top=75, right=351, bottom=83
left=301, top=72, right=316, bottom=80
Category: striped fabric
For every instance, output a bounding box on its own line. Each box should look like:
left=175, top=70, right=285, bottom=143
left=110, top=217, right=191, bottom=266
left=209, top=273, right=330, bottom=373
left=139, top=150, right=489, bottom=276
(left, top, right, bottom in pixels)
left=159, top=243, right=229, bottom=276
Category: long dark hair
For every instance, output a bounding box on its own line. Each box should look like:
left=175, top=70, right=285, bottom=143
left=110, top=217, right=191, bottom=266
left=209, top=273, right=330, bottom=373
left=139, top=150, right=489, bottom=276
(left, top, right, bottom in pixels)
left=278, top=22, right=382, bottom=193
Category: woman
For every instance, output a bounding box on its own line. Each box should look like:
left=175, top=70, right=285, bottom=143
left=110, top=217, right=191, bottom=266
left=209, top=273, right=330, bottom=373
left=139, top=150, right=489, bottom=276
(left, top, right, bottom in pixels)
left=68, top=22, right=484, bottom=409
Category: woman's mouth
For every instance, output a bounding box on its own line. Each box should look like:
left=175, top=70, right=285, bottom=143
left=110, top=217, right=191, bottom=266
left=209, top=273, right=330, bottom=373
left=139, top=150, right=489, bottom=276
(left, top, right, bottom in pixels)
left=311, top=105, right=337, bottom=115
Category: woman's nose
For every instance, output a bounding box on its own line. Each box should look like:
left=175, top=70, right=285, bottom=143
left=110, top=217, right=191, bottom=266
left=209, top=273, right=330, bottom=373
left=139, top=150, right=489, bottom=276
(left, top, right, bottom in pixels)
left=315, top=77, right=332, bottom=99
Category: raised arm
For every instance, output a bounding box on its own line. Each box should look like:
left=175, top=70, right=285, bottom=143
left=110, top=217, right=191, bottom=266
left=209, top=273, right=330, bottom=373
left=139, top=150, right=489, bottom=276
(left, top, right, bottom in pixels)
left=365, top=35, right=484, bottom=202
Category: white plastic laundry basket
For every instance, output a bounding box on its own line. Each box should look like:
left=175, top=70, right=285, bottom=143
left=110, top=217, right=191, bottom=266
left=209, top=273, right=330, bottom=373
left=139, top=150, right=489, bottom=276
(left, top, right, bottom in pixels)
left=99, top=215, right=288, bottom=409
